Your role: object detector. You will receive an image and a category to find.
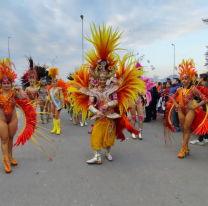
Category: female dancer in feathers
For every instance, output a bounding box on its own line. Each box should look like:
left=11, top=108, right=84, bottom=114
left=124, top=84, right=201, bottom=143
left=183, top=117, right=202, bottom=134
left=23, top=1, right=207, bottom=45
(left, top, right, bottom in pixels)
left=45, top=68, right=64, bottom=135
left=0, top=58, right=28, bottom=173
left=24, top=57, right=39, bottom=110
left=35, top=65, right=51, bottom=124
left=39, top=77, right=49, bottom=123
left=129, top=64, right=155, bottom=140
left=166, top=59, right=208, bottom=158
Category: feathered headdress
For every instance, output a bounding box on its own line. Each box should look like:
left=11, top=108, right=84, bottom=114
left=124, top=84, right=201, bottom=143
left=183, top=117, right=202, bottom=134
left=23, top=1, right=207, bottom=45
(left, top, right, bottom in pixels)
left=85, top=23, right=124, bottom=79
left=25, top=56, right=38, bottom=81
left=0, top=57, right=18, bottom=83
left=21, top=56, right=38, bottom=89
left=177, top=59, right=197, bottom=80
left=48, top=68, right=59, bottom=81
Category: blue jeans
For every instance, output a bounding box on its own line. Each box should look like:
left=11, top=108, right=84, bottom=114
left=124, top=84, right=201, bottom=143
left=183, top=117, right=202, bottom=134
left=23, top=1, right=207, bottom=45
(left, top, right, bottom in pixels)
left=171, top=108, right=179, bottom=128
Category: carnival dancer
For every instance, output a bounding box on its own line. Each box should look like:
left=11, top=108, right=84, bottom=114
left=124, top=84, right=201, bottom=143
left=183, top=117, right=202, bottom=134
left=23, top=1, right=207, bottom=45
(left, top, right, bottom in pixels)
left=46, top=68, right=67, bottom=135
left=38, top=77, right=49, bottom=123
left=66, top=93, right=73, bottom=121
left=23, top=57, right=39, bottom=110
left=165, top=59, right=208, bottom=158
left=69, top=23, right=145, bottom=164
left=129, top=65, right=155, bottom=140
left=34, top=64, right=50, bottom=124
left=0, top=58, right=37, bottom=173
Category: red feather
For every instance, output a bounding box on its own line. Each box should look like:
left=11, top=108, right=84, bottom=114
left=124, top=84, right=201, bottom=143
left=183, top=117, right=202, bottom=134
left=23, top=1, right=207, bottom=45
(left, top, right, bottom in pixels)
left=14, top=98, right=37, bottom=146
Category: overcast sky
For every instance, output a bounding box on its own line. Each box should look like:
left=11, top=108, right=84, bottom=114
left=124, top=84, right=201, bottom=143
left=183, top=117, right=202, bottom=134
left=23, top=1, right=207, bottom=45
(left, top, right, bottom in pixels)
left=0, top=0, right=208, bottom=81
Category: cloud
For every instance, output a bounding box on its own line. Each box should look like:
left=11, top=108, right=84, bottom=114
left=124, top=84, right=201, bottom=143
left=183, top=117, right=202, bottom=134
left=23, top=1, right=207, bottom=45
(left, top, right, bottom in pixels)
left=0, top=0, right=207, bottom=80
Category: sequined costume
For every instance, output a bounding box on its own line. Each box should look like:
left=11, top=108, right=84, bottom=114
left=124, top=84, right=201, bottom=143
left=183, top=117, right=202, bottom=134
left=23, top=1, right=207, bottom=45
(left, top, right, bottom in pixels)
left=166, top=86, right=208, bottom=133
left=47, top=87, right=63, bottom=110
left=88, top=86, right=119, bottom=150
left=36, top=66, right=51, bottom=123
left=39, top=86, right=48, bottom=102
left=69, top=23, right=146, bottom=164
left=22, top=57, right=39, bottom=108
left=25, top=87, right=38, bottom=105
left=0, top=89, right=17, bottom=124
left=46, top=68, right=68, bottom=135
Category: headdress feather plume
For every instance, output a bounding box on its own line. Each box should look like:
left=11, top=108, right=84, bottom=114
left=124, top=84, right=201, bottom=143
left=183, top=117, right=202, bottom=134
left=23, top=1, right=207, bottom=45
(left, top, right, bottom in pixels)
left=177, top=58, right=197, bottom=80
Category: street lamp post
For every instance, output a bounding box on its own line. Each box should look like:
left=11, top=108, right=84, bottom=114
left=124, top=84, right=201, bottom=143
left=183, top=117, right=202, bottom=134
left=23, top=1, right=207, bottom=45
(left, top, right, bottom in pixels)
left=80, top=15, right=84, bottom=64
left=8, top=37, right=10, bottom=59
left=171, top=44, right=175, bottom=78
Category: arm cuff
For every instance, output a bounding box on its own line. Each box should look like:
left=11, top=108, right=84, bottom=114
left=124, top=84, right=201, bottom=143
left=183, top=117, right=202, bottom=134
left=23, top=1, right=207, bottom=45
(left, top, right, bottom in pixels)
left=88, top=105, right=98, bottom=113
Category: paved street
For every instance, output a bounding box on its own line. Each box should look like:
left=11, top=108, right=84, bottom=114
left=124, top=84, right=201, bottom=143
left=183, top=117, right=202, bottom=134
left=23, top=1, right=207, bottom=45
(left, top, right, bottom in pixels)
left=0, top=109, right=208, bottom=206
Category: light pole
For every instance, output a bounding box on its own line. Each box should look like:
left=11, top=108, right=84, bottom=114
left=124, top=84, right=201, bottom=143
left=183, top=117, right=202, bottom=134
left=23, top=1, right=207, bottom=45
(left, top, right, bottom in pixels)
left=8, top=37, right=10, bottom=59
left=80, top=15, right=84, bottom=64
left=171, top=44, right=175, bottom=78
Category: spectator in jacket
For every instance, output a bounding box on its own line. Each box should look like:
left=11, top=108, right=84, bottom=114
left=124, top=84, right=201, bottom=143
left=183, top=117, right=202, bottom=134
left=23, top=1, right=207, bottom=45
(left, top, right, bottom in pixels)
left=169, top=78, right=182, bottom=98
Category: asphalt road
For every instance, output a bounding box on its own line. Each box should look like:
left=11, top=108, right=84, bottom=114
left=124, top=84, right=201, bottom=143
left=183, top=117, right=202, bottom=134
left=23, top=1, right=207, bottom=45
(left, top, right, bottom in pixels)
left=0, top=109, right=208, bottom=206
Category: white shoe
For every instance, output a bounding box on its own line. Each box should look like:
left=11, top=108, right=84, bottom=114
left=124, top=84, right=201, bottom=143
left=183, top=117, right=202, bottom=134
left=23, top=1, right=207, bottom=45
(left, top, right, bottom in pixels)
left=84, top=122, right=88, bottom=126
left=138, top=132, right=143, bottom=140
left=70, top=117, right=73, bottom=121
left=80, top=122, right=84, bottom=127
left=106, top=153, right=113, bottom=161
left=105, top=147, right=113, bottom=161
left=87, top=150, right=102, bottom=164
left=204, top=139, right=208, bottom=143
left=190, top=139, right=205, bottom=146
left=131, top=133, right=136, bottom=139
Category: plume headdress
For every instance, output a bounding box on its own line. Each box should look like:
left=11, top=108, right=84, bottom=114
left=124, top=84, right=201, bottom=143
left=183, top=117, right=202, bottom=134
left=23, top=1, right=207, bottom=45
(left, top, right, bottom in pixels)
left=85, top=23, right=124, bottom=79
left=25, top=56, right=38, bottom=81
left=0, top=57, right=17, bottom=83
left=177, top=59, right=197, bottom=80
left=48, top=67, right=59, bottom=81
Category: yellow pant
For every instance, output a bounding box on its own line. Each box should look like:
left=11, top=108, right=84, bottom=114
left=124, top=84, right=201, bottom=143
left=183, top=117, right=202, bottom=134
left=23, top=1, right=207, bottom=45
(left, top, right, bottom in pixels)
left=91, top=117, right=116, bottom=150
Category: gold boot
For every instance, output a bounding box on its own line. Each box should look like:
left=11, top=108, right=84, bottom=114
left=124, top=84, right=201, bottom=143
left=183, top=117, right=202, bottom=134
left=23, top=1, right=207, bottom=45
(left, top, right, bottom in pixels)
left=2, top=156, right=11, bottom=173
left=178, top=145, right=188, bottom=158
left=87, top=150, right=102, bottom=164
left=51, top=119, right=57, bottom=134
left=105, top=147, right=113, bottom=161
left=9, top=154, right=18, bottom=166
left=56, top=119, right=61, bottom=135
left=138, top=121, right=143, bottom=140
left=186, top=146, right=190, bottom=155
